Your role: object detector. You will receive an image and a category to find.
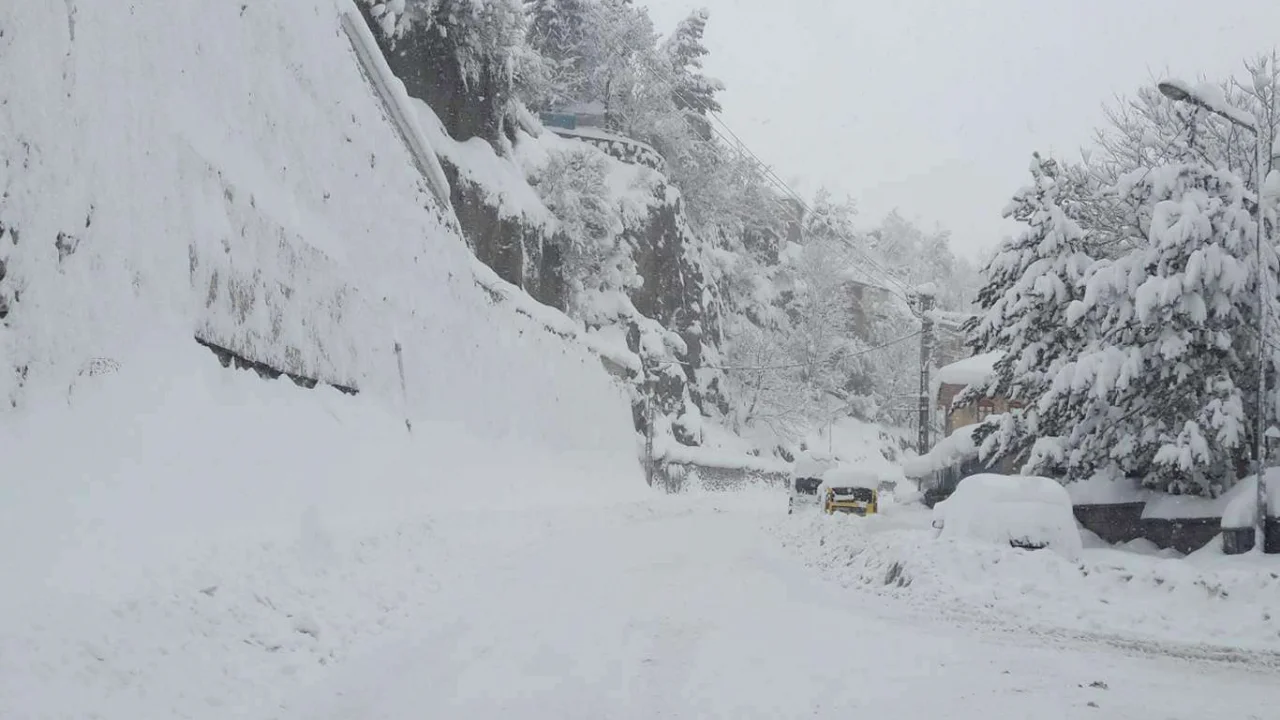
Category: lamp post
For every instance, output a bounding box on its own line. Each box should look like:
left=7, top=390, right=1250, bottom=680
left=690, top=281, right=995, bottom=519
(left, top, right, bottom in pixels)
left=1158, top=79, right=1269, bottom=549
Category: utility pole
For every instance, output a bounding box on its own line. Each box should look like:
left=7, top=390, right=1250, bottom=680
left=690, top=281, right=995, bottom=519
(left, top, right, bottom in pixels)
left=642, top=357, right=657, bottom=488
left=917, top=291, right=936, bottom=456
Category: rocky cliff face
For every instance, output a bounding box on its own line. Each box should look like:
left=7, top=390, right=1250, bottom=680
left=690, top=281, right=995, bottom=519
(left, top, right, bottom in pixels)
left=359, top=7, right=726, bottom=454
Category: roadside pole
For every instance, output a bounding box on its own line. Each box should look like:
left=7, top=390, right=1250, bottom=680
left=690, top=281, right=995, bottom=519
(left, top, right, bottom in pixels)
left=917, top=292, right=936, bottom=456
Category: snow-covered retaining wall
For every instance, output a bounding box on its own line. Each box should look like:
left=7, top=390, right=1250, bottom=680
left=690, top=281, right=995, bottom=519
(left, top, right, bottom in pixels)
left=658, top=461, right=789, bottom=494
left=0, top=0, right=645, bottom=685
left=546, top=125, right=668, bottom=174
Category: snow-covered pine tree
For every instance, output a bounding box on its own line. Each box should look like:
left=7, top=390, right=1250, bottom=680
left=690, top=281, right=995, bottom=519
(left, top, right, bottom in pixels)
left=524, top=0, right=592, bottom=109
left=662, top=9, right=724, bottom=140
left=1049, top=162, right=1260, bottom=494
left=963, top=153, right=1094, bottom=474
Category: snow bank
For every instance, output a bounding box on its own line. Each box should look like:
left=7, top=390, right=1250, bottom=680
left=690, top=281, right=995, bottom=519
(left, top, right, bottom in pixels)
left=414, top=99, right=556, bottom=227
left=903, top=423, right=978, bottom=478
left=657, top=440, right=790, bottom=474
left=778, top=504, right=1280, bottom=653
left=793, top=452, right=837, bottom=479
left=935, top=351, right=1001, bottom=387
left=1221, top=468, right=1280, bottom=527
left=1064, top=474, right=1153, bottom=506
left=1142, top=492, right=1234, bottom=520
left=821, top=466, right=883, bottom=490
left=805, top=417, right=908, bottom=482
left=932, top=474, right=1082, bottom=559
left=0, top=1, right=645, bottom=713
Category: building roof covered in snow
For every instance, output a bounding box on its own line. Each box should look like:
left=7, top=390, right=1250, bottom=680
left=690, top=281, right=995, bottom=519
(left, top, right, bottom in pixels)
left=936, top=352, right=1001, bottom=388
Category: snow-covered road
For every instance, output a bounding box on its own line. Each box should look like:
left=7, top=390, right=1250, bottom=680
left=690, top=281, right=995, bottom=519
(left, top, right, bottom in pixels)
left=282, top=492, right=1279, bottom=719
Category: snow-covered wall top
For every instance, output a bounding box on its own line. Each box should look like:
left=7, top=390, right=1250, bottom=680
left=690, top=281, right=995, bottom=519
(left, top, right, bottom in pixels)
left=545, top=126, right=668, bottom=174
left=0, top=0, right=643, bottom=581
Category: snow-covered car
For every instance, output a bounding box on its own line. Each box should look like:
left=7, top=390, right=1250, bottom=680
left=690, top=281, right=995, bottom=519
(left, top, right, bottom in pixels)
left=819, top=466, right=882, bottom=516
left=789, top=453, right=837, bottom=514
left=930, top=473, right=1082, bottom=559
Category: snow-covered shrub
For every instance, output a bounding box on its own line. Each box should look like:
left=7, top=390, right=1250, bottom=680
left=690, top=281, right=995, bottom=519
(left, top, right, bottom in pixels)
left=531, top=146, right=635, bottom=318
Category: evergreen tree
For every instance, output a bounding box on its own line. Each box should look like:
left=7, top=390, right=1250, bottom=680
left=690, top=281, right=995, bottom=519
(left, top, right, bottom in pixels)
left=963, top=153, right=1094, bottom=473
left=1048, top=162, right=1260, bottom=494
left=662, top=9, right=724, bottom=139
left=524, top=0, right=591, bottom=109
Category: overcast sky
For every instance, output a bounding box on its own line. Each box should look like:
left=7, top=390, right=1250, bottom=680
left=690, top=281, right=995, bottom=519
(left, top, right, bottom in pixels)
left=640, top=0, right=1280, bottom=260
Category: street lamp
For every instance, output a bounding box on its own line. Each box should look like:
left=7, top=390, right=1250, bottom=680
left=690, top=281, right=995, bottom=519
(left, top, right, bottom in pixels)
left=1158, top=79, right=1269, bottom=550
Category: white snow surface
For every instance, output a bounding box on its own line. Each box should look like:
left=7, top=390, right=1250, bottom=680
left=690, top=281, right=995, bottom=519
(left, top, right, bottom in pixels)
left=1159, top=77, right=1259, bottom=130
left=821, top=465, right=883, bottom=490
left=5, top=3, right=1280, bottom=717
left=414, top=98, right=556, bottom=227
left=780, top=500, right=1280, bottom=658
left=936, top=351, right=1002, bottom=387
left=1064, top=475, right=1154, bottom=506
left=903, top=423, right=979, bottom=478
left=0, top=0, right=645, bottom=713
left=1221, top=468, right=1280, bottom=527
left=278, top=492, right=1280, bottom=718
left=792, top=452, right=838, bottom=480
left=806, top=417, right=908, bottom=482
left=932, top=474, right=1083, bottom=560
left=1142, top=491, right=1235, bottom=520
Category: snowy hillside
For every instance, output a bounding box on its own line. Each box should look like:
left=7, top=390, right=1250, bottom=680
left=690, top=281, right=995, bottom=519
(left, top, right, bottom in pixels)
left=0, top=0, right=643, bottom=698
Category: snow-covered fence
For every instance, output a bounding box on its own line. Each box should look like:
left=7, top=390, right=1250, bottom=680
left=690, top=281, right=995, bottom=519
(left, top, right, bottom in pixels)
left=545, top=127, right=667, bottom=174
left=1072, top=503, right=1145, bottom=545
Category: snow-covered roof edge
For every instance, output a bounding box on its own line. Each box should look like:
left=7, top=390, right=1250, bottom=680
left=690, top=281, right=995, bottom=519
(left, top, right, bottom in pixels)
left=936, top=351, right=1001, bottom=387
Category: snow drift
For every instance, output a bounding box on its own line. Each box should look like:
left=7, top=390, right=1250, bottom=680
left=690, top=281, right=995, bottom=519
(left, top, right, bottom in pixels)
left=1, top=0, right=642, bottom=674
left=778, top=506, right=1280, bottom=653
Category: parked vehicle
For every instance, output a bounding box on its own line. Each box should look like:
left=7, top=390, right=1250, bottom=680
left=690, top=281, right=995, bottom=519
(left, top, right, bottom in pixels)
left=789, top=453, right=836, bottom=514
left=930, top=473, right=1082, bottom=559
left=789, top=476, right=824, bottom=514
left=820, top=467, right=881, bottom=517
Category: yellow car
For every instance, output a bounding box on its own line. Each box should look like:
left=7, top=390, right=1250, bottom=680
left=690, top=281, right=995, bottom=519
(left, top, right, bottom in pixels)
left=820, top=467, right=881, bottom=516
left=823, top=486, right=878, bottom=516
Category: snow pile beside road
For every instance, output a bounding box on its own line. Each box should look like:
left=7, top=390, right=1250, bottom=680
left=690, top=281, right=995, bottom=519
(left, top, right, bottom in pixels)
left=777, top=506, right=1280, bottom=653
left=904, top=423, right=978, bottom=478
left=1221, top=469, right=1280, bottom=528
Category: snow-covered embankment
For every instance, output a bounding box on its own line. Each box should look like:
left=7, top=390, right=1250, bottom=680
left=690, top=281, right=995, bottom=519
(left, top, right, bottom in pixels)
left=778, top=507, right=1280, bottom=655
left=0, top=1, right=642, bottom=715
